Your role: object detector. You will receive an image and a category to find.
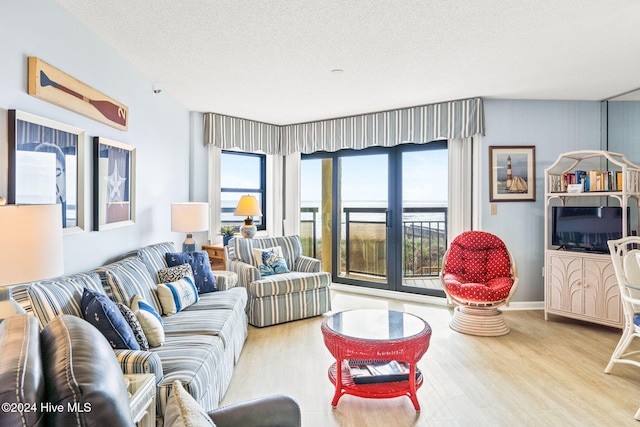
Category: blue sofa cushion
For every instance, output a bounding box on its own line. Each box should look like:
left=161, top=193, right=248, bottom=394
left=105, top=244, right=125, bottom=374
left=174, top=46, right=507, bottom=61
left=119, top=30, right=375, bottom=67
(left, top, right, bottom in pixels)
left=166, top=251, right=217, bottom=293
left=81, top=288, right=140, bottom=350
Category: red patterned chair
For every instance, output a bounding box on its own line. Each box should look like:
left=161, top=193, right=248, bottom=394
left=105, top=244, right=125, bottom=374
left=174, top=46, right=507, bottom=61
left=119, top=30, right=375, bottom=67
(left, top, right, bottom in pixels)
left=440, top=231, right=518, bottom=336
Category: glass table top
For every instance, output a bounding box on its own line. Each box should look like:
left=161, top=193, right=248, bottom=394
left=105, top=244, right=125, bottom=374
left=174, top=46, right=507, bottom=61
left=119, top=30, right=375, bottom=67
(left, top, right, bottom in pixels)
left=325, top=309, right=428, bottom=341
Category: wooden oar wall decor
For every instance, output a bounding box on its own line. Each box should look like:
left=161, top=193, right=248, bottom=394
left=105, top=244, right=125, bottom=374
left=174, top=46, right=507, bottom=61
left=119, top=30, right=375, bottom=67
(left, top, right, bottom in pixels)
left=28, top=57, right=128, bottom=131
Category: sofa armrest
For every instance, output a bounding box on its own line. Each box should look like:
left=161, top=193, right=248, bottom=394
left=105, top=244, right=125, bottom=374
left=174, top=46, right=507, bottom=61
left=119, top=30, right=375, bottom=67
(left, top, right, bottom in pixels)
left=294, top=255, right=322, bottom=273
left=113, top=349, right=163, bottom=384
left=207, top=394, right=301, bottom=427
left=228, top=259, right=261, bottom=287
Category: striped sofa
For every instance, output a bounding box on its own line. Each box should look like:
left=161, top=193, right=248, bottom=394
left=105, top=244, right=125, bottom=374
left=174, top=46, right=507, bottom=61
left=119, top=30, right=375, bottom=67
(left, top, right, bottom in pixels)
left=225, top=235, right=332, bottom=327
left=12, top=242, right=248, bottom=422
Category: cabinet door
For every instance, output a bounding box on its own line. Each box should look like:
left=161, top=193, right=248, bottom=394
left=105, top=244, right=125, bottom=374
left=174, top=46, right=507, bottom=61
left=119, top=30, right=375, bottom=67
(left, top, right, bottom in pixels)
left=583, top=259, right=621, bottom=324
left=547, top=253, right=583, bottom=314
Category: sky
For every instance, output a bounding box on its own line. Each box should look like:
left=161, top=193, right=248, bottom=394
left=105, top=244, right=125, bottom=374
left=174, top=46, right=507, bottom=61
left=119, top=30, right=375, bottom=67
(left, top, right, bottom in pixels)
left=220, top=148, right=448, bottom=207
left=300, top=149, right=448, bottom=204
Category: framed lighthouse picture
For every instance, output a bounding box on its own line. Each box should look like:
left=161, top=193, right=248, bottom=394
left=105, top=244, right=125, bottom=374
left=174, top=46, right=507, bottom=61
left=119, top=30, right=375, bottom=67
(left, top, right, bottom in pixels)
left=489, top=146, right=536, bottom=202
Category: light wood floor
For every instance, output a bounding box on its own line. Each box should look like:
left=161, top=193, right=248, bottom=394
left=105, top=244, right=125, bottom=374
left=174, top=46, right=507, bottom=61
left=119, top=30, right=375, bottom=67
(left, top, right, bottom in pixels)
left=220, top=289, right=640, bottom=426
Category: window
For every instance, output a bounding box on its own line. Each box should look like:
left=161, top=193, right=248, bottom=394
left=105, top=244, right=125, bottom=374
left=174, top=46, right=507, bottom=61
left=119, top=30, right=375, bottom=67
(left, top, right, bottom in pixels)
left=220, top=151, right=266, bottom=231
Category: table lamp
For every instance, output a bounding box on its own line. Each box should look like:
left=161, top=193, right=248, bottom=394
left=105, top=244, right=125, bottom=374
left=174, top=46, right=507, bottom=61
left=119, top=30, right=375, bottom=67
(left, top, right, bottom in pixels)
left=234, top=195, right=262, bottom=238
left=0, top=204, right=64, bottom=319
left=171, top=202, right=210, bottom=252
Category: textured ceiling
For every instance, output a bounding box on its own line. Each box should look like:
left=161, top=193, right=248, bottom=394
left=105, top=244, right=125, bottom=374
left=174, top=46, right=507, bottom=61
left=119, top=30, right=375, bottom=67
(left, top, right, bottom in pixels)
left=55, top=0, right=640, bottom=125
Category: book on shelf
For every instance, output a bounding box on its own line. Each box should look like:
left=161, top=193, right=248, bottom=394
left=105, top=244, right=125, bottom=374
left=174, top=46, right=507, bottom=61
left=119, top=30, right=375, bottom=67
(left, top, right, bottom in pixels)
left=346, top=359, right=420, bottom=384
left=549, top=170, right=624, bottom=193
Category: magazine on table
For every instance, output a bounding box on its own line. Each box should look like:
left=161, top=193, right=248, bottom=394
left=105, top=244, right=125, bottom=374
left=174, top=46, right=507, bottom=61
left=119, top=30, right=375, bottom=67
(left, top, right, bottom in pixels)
left=346, top=359, right=420, bottom=384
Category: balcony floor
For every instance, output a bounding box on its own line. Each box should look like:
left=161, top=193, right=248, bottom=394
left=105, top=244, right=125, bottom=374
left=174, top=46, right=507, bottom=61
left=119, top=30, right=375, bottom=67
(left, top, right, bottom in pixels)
left=341, top=273, right=444, bottom=291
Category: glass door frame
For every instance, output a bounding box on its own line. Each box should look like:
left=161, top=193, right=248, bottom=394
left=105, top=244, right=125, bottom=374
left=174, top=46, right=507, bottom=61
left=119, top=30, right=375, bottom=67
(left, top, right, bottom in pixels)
left=301, top=141, right=447, bottom=297
left=393, top=142, right=447, bottom=297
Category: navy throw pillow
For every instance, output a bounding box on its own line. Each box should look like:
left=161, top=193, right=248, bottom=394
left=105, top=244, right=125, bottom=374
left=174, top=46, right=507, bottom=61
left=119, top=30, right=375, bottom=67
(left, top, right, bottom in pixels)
left=81, top=288, right=140, bottom=350
left=165, top=251, right=218, bottom=293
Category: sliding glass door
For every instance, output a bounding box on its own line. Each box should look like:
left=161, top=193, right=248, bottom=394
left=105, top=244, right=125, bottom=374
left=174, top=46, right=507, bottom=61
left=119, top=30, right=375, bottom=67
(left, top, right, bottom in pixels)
left=300, top=142, right=447, bottom=296
left=398, top=148, right=448, bottom=294
left=338, top=153, right=389, bottom=286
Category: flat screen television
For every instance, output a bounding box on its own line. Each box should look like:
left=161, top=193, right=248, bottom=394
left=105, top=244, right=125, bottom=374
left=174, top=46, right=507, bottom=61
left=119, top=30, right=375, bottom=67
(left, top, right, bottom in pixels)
left=551, top=206, right=631, bottom=254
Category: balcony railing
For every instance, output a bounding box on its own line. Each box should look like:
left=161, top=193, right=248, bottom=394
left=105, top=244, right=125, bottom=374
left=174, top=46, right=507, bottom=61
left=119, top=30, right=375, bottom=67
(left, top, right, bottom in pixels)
left=300, top=206, right=447, bottom=278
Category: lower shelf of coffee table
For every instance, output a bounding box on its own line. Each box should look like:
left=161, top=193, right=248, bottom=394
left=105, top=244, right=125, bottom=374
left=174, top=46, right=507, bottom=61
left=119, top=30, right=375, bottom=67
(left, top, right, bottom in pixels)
left=328, top=361, right=423, bottom=399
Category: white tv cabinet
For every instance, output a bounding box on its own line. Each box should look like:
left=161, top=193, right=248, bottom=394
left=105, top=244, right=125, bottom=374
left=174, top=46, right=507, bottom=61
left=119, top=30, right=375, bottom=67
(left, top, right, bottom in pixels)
left=544, top=150, right=640, bottom=328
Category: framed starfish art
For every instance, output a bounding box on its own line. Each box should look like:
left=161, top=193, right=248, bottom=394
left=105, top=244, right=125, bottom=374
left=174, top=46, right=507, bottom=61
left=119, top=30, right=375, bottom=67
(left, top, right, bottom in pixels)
left=93, top=137, right=136, bottom=231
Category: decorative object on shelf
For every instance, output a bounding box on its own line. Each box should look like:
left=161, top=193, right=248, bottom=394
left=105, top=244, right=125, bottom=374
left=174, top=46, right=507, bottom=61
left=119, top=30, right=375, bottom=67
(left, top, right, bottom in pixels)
left=489, top=146, right=536, bottom=202
left=220, top=225, right=236, bottom=246
left=0, top=204, right=64, bottom=319
left=171, top=202, right=209, bottom=252
left=234, top=195, right=262, bottom=238
left=8, top=110, right=85, bottom=232
left=28, top=57, right=128, bottom=131
left=93, top=137, right=136, bottom=231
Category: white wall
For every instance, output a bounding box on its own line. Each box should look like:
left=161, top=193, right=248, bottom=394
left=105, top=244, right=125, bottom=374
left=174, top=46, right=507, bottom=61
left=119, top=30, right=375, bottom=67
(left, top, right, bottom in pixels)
left=0, top=0, right=191, bottom=274
left=481, top=100, right=603, bottom=302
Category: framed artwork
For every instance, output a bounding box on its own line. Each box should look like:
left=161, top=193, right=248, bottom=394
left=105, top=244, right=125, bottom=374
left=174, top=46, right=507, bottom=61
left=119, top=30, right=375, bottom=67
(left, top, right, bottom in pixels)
left=489, top=146, right=536, bottom=202
left=8, top=110, right=85, bottom=233
left=93, top=137, right=136, bottom=231
left=28, top=57, right=128, bottom=131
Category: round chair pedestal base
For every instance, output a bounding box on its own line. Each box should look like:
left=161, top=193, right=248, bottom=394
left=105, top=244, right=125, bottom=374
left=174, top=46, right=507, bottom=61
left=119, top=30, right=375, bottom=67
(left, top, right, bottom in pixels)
left=449, top=305, right=510, bottom=337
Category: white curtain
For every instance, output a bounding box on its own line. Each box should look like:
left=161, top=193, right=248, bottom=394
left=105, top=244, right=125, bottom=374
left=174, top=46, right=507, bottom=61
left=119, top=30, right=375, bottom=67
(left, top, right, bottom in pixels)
left=283, top=153, right=301, bottom=236
left=447, top=137, right=480, bottom=242
left=266, top=154, right=284, bottom=236
left=206, top=145, right=222, bottom=244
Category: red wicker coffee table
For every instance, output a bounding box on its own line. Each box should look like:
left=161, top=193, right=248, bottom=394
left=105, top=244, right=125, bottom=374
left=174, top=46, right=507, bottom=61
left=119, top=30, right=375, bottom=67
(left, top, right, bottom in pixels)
left=321, top=309, right=431, bottom=411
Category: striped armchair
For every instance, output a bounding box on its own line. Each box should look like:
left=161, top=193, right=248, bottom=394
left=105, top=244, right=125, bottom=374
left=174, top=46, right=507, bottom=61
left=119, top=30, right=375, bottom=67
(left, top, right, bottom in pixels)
left=225, top=235, right=332, bottom=327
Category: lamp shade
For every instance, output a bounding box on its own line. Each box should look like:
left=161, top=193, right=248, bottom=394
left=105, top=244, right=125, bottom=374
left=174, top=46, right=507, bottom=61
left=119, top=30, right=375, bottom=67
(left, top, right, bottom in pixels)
left=0, top=204, right=64, bottom=286
left=171, top=202, right=209, bottom=233
left=234, top=195, right=262, bottom=217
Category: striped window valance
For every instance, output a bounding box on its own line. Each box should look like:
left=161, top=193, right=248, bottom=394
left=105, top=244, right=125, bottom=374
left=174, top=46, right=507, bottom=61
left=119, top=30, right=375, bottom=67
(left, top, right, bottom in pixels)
left=203, top=113, right=281, bottom=154
left=204, top=97, right=483, bottom=155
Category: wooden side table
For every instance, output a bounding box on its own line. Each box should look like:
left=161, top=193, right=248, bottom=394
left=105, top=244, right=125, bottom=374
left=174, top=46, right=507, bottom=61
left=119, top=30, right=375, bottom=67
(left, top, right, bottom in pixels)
left=125, top=374, right=156, bottom=427
left=202, top=244, right=226, bottom=270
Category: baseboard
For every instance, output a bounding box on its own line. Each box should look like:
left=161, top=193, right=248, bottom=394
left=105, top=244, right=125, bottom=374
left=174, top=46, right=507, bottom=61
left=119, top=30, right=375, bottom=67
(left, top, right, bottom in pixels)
left=330, top=283, right=544, bottom=311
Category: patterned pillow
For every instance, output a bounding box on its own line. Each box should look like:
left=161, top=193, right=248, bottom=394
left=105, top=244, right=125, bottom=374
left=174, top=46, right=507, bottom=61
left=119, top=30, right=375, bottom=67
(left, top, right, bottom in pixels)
left=156, top=277, right=199, bottom=316
left=252, top=246, right=290, bottom=276
left=130, top=294, right=164, bottom=347
left=116, top=303, right=149, bottom=351
left=157, top=263, right=194, bottom=284
left=81, top=288, right=140, bottom=350
left=165, top=252, right=217, bottom=293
